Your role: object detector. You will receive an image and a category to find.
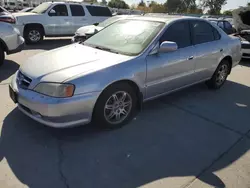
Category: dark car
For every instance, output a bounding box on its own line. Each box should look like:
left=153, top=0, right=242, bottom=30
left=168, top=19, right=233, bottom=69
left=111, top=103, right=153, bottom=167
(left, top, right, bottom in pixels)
left=208, top=19, right=236, bottom=35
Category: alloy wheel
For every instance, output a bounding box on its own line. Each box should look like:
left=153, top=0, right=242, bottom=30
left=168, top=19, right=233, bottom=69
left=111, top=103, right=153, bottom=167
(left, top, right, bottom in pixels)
left=104, top=91, right=132, bottom=125
left=215, top=64, right=228, bottom=85
left=28, top=30, right=41, bottom=42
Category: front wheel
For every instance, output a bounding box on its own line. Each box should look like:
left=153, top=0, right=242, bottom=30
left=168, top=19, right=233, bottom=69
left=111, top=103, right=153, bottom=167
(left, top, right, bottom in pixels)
left=24, top=27, right=43, bottom=44
left=93, top=83, right=137, bottom=129
left=206, top=60, right=230, bottom=89
left=0, top=46, right=5, bottom=67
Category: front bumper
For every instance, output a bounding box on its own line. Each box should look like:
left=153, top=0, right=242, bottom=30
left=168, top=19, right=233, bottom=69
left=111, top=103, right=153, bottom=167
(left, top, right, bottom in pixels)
left=10, top=72, right=101, bottom=128
left=241, top=41, right=250, bottom=59
left=71, top=35, right=87, bottom=43
left=7, top=36, right=25, bottom=55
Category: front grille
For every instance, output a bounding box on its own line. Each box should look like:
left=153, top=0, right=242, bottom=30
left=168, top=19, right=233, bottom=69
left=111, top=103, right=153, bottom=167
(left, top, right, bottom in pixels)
left=242, top=53, right=250, bottom=57
left=241, top=43, right=250, bottom=49
left=17, top=71, right=32, bottom=89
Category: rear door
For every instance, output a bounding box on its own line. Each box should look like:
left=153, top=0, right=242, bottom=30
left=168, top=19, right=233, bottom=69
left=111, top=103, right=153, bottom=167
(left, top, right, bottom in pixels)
left=190, top=20, right=223, bottom=80
left=70, top=4, right=87, bottom=32
left=85, top=5, right=112, bottom=25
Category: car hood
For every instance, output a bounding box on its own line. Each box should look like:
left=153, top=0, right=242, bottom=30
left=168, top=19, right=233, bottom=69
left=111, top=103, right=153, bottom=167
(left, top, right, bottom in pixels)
left=20, top=44, right=133, bottom=83
left=12, top=12, right=37, bottom=17
left=75, top=25, right=104, bottom=36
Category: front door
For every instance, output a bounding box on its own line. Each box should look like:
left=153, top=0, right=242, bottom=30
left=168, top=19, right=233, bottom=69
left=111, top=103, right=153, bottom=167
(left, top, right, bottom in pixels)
left=45, top=4, right=73, bottom=35
left=146, top=21, right=196, bottom=99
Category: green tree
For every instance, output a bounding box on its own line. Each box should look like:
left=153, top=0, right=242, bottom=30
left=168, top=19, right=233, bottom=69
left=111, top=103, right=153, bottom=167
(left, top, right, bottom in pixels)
left=149, top=1, right=166, bottom=13
left=200, top=0, right=227, bottom=15
left=165, top=0, right=183, bottom=13
left=223, top=10, right=232, bottom=16
left=138, top=0, right=146, bottom=7
left=101, top=0, right=107, bottom=6
left=108, top=0, right=129, bottom=9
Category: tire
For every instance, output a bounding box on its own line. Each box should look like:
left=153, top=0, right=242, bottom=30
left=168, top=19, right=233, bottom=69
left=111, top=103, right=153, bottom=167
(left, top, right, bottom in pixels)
left=24, top=26, right=44, bottom=44
left=206, top=60, right=230, bottom=89
left=93, top=83, right=138, bottom=129
left=0, top=46, right=5, bottom=67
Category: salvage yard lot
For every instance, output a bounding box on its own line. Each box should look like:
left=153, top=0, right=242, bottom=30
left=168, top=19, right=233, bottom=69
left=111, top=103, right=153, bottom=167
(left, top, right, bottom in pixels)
left=0, top=38, right=250, bottom=188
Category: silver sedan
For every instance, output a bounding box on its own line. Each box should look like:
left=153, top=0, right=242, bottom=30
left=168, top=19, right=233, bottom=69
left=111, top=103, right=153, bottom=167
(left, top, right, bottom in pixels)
left=9, top=16, right=242, bottom=129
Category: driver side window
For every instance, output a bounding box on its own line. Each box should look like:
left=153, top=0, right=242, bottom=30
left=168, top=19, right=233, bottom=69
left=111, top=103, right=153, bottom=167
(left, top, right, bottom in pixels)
left=159, top=21, right=192, bottom=49
left=49, top=5, right=68, bottom=16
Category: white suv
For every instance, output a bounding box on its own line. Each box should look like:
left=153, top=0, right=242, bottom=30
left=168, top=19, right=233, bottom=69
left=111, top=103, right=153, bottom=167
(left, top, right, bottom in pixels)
left=0, top=22, right=24, bottom=66
left=13, top=2, right=112, bottom=44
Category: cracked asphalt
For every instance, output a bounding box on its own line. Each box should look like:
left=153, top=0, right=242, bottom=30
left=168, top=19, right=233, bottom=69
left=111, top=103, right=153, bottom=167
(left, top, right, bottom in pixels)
left=0, top=38, right=250, bottom=188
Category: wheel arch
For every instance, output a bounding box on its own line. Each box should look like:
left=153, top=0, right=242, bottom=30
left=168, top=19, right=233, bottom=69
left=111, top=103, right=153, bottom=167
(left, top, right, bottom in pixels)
left=23, top=23, right=45, bottom=36
left=0, top=38, right=8, bottom=52
left=221, top=56, right=232, bottom=74
left=93, top=79, right=143, bottom=116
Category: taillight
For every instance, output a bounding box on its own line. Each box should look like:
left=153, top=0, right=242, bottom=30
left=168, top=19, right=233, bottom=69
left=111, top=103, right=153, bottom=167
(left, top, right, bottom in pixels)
left=0, top=17, right=16, bottom=24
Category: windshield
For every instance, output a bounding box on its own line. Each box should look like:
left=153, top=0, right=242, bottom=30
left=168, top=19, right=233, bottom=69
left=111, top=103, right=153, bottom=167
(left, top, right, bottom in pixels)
left=98, top=16, right=123, bottom=28
left=84, top=20, right=164, bottom=56
left=31, top=2, right=51, bottom=13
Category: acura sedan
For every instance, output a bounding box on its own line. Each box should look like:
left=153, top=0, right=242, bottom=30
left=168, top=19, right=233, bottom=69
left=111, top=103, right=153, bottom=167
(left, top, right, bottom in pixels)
left=9, top=16, right=242, bottom=129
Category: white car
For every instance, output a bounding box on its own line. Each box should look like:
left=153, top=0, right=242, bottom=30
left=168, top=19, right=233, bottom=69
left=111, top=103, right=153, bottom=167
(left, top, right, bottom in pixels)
left=72, top=15, right=136, bottom=43
left=0, top=22, right=25, bottom=66
left=13, top=2, right=112, bottom=44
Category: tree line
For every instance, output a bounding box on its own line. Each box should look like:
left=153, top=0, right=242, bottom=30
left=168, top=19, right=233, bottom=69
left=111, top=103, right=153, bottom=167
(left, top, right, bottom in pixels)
left=104, top=0, right=231, bottom=15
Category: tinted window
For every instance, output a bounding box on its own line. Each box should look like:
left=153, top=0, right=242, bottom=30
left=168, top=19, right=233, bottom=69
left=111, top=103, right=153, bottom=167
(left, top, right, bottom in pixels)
left=191, top=21, right=214, bottom=45
left=224, top=21, right=232, bottom=30
left=213, top=28, right=221, bottom=40
left=86, top=6, right=112, bottom=17
left=49, top=5, right=68, bottom=16
left=217, top=21, right=224, bottom=29
left=70, top=5, right=85, bottom=16
left=160, top=21, right=191, bottom=48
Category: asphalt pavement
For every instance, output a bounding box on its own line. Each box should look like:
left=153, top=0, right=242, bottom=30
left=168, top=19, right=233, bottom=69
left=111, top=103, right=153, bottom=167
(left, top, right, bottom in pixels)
left=0, top=38, right=250, bottom=188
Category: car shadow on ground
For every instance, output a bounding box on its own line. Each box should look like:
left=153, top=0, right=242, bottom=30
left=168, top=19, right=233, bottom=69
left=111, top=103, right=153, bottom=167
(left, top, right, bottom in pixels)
left=0, top=81, right=249, bottom=188
left=240, top=59, right=250, bottom=67
left=23, top=38, right=72, bottom=51
left=0, top=60, right=19, bottom=83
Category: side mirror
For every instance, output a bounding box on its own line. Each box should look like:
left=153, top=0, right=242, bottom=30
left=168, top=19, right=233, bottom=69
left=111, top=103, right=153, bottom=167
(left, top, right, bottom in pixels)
left=159, top=41, right=178, bottom=53
left=93, top=23, right=99, bottom=26
left=48, top=9, right=56, bottom=16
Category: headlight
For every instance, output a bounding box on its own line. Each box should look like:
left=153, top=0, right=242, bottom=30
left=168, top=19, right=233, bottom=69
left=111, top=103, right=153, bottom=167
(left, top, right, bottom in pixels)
left=34, top=83, right=75, bottom=98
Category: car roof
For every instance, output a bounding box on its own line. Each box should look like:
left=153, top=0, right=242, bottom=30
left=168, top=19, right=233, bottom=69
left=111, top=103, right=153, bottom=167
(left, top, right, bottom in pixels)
left=125, top=15, right=207, bottom=24
left=46, top=1, right=108, bottom=7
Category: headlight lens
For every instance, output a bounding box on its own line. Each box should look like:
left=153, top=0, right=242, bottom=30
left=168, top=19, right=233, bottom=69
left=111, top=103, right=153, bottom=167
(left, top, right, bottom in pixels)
left=34, top=83, right=75, bottom=98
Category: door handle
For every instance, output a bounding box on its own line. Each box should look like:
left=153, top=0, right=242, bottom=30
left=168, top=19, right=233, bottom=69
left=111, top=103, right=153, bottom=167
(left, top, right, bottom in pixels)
left=188, top=56, right=194, bottom=60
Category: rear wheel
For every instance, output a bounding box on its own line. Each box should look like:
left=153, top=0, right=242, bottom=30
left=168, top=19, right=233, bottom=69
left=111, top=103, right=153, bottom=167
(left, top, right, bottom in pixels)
left=206, top=60, right=230, bottom=89
left=93, top=83, right=137, bottom=129
left=0, top=46, right=5, bottom=67
left=24, top=26, right=44, bottom=44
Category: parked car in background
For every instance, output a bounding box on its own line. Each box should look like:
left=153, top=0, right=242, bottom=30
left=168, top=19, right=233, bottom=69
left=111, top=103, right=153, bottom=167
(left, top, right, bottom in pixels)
left=9, top=16, right=241, bottom=128
left=12, top=2, right=112, bottom=44
left=19, top=7, right=33, bottom=13
left=0, top=22, right=24, bottom=66
left=232, top=7, right=250, bottom=59
left=0, top=6, right=16, bottom=24
left=72, top=15, right=137, bottom=43
left=207, top=18, right=235, bottom=34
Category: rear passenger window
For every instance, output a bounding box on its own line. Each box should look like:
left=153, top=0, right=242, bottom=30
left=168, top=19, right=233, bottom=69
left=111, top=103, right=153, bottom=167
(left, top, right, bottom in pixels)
left=70, top=5, right=85, bottom=16
left=191, top=21, right=215, bottom=45
left=160, top=21, right=191, bottom=48
left=86, top=6, right=112, bottom=17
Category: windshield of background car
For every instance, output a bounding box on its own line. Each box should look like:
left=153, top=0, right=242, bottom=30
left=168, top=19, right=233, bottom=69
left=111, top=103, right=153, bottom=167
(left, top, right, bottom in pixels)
left=98, top=16, right=123, bottom=28
left=31, top=3, right=52, bottom=13
left=84, top=19, right=164, bottom=56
